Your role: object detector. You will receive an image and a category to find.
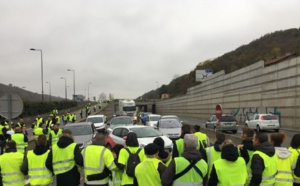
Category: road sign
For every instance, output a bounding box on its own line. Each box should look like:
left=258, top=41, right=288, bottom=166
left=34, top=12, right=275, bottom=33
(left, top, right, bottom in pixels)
left=216, top=104, right=222, bottom=120
left=0, top=93, right=23, bottom=119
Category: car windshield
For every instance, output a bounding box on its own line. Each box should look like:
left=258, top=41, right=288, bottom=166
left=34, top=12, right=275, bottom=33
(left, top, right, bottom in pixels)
left=149, top=116, right=160, bottom=121
left=65, top=125, right=92, bottom=136
left=162, top=116, right=179, bottom=121
left=130, top=127, right=161, bottom=138
left=123, top=106, right=136, bottom=112
left=220, top=116, right=236, bottom=122
left=87, top=117, right=103, bottom=123
left=160, top=120, right=181, bottom=128
left=262, top=115, right=277, bottom=120
left=111, top=117, right=133, bottom=125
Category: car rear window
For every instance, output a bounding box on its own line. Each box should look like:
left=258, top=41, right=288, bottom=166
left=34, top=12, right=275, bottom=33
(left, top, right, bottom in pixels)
left=220, top=116, right=236, bottom=122
left=262, top=115, right=277, bottom=120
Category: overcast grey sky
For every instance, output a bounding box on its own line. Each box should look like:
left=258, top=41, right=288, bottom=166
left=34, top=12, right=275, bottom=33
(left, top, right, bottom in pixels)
left=0, top=1, right=299, bottom=100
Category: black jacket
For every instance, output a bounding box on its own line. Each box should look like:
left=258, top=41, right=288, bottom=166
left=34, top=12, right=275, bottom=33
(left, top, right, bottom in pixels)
left=249, top=141, right=275, bottom=186
left=46, top=136, right=83, bottom=186
left=162, top=148, right=203, bottom=186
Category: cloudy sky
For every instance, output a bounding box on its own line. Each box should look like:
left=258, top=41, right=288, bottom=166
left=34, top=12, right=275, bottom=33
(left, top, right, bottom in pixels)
left=1, top=1, right=300, bottom=100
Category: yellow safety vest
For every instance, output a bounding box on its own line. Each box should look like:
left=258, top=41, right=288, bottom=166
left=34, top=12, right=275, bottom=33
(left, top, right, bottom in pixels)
left=175, top=138, right=201, bottom=157
left=11, top=133, right=27, bottom=154
left=35, top=118, right=43, bottom=127
left=52, top=143, right=76, bottom=175
left=109, top=170, right=122, bottom=186
left=288, top=147, right=300, bottom=184
left=34, top=128, right=44, bottom=140
left=135, top=158, right=162, bottom=186
left=275, top=149, right=294, bottom=186
left=249, top=151, right=278, bottom=185
left=27, top=150, right=53, bottom=185
left=194, top=132, right=208, bottom=147
left=0, top=125, right=4, bottom=135
left=4, top=122, right=9, bottom=129
left=82, top=145, right=116, bottom=185
left=214, top=157, right=248, bottom=186
left=173, top=157, right=208, bottom=186
left=50, top=129, right=62, bottom=145
left=55, top=116, right=60, bottom=125
left=206, top=146, right=222, bottom=178
left=0, top=152, right=25, bottom=186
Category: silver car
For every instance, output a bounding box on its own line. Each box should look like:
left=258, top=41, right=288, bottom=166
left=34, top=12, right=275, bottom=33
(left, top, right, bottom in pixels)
left=107, top=116, right=134, bottom=129
left=157, top=119, right=181, bottom=140
left=205, top=114, right=238, bottom=133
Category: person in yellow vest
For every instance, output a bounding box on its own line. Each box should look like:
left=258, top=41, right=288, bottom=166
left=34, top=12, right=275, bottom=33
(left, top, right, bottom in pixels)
left=80, top=109, right=83, bottom=118
left=46, top=129, right=83, bottom=186
left=205, top=132, right=225, bottom=179
left=208, top=139, right=248, bottom=185
left=93, top=105, right=96, bottom=112
left=270, top=133, right=294, bottom=186
left=72, top=113, right=77, bottom=123
left=288, top=134, right=300, bottom=186
left=16, top=118, right=27, bottom=136
left=62, top=111, right=68, bottom=125
left=53, top=114, right=60, bottom=126
left=135, top=143, right=167, bottom=186
left=153, top=137, right=172, bottom=166
left=162, top=134, right=208, bottom=186
left=21, top=135, right=53, bottom=186
left=8, top=127, right=28, bottom=154
left=117, top=132, right=146, bottom=186
left=35, top=115, right=44, bottom=128
left=68, top=113, right=74, bottom=123
left=3, top=119, right=10, bottom=129
left=82, top=133, right=117, bottom=186
left=33, top=123, right=47, bottom=140
left=0, top=122, right=8, bottom=155
left=249, top=132, right=278, bottom=186
left=49, top=124, right=62, bottom=147
left=193, top=125, right=209, bottom=148
left=0, top=140, right=25, bottom=186
left=110, top=144, right=124, bottom=186
left=173, top=125, right=206, bottom=159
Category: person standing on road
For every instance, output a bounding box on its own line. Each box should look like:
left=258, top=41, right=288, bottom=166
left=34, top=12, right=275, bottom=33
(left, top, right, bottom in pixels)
left=82, top=133, right=117, bottom=186
left=46, top=129, right=83, bottom=186
left=173, top=125, right=206, bottom=160
left=110, top=144, right=124, bottom=186
left=21, top=135, right=53, bottom=186
left=62, top=111, right=68, bottom=125
left=193, top=125, right=209, bottom=148
left=35, top=115, right=44, bottom=128
left=249, top=133, right=278, bottom=186
left=80, top=109, right=83, bottom=119
left=162, top=134, right=208, bottom=186
left=208, top=139, right=248, bottom=186
left=0, top=140, right=25, bottom=186
left=135, top=143, right=166, bottom=186
left=49, top=124, right=62, bottom=147
left=270, top=133, right=294, bottom=186
left=153, top=137, right=172, bottom=166
left=33, top=123, right=47, bottom=140
left=16, top=118, right=27, bottom=136
left=8, top=127, right=28, bottom=154
left=288, top=134, right=300, bottom=186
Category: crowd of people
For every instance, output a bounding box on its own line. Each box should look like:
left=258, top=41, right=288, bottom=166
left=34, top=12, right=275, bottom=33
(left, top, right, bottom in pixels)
left=0, top=110, right=300, bottom=186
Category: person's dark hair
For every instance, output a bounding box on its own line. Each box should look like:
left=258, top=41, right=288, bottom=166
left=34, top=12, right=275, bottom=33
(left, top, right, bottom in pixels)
left=6, top=140, right=16, bottom=149
left=255, top=133, right=268, bottom=143
left=37, top=135, right=47, bottom=146
left=126, top=132, right=139, bottom=147
left=181, top=125, right=191, bottom=133
left=270, top=133, right=286, bottom=147
left=290, top=134, right=300, bottom=149
left=242, top=127, right=254, bottom=138
left=112, top=144, right=124, bottom=157
left=153, top=137, right=169, bottom=159
left=216, top=132, right=225, bottom=142
left=194, top=125, right=201, bottom=132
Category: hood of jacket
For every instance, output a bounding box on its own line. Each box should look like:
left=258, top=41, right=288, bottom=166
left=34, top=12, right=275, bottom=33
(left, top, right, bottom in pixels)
left=213, top=141, right=223, bottom=152
left=275, top=147, right=292, bottom=159
left=255, top=141, right=275, bottom=157
left=181, top=148, right=202, bottom=162
left=57, top=136, right=74, bottom=148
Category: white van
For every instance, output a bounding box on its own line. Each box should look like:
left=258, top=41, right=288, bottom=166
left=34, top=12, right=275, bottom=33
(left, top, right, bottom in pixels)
left=86, top=115, right=106, bottom=129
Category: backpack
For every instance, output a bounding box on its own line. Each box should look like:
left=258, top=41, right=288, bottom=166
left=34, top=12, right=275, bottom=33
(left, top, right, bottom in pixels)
left=294, top=149, right=300, bottom=177
left=125, top=148, right=142, bottom=177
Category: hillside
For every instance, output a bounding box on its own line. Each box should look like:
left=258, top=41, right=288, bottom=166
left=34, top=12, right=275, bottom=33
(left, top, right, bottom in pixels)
left=140, top=28, right=300, bottom=99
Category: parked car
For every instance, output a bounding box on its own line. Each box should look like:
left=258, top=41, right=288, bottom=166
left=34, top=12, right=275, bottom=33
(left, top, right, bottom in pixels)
left=245, top=114, right=280, bottom=132
left=146, top=114, right=161, bottom=128
left=205, top=114, right=238, bottom=133
left=160, top=115, right=183, bottom=124
left=109, top=125, right=173, bottom=152
left=86, top=115, right=106, bottom=130
left=107, top=116, right=134, bottom=129
left=157, top=118, right=181, bottom=140
left=64, top=122, right=96, bottom=150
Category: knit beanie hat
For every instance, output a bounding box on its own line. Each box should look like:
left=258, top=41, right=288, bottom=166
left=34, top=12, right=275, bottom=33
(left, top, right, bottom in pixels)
left=144, top=143, right=159, bottom=155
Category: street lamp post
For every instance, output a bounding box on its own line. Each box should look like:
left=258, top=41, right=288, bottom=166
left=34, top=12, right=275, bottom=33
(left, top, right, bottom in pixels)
left=88, top=82, right=91, bottom=101
left=46, top=81, right=51, bottom=101
left=30, top=48, right=44, bottom=101
left=67, top=69, right=75, bottom=101
left=60, top=77, right=67, bottom=100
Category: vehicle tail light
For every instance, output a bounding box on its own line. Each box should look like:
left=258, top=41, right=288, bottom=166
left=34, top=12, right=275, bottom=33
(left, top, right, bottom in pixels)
left=260, top=116, right=264, bottom=120
left=217, top=121, right=220, bottom=126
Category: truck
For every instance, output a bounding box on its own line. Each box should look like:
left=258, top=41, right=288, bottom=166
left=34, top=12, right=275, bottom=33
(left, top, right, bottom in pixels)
left=116, top=100, right=138, bottom=123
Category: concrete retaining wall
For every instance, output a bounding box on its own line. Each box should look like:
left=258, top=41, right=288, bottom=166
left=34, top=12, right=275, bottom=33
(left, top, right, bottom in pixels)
left=157, top=56, right=300, bottom=129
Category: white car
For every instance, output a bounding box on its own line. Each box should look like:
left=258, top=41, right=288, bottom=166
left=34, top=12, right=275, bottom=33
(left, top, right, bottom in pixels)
left=160, top=115, right=183, bottom=124
left=157, top=119, right=181, bottom=140
left=86, top=115, right=106, bottom=129
left=109, top=125, right=173, bottom=152
left=146, top=114, right=161, bottom=128
left=245, top=114, right=280, bottom=132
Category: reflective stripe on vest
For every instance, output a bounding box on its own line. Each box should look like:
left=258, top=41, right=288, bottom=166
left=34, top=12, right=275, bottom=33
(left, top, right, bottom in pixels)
left=11, top=133, right=27, bottom=154
left=206, top=146, right=221, bottom=178
left=52, top=143, right=76, bottom=174
left=27, top=150, right=53, bottom=185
